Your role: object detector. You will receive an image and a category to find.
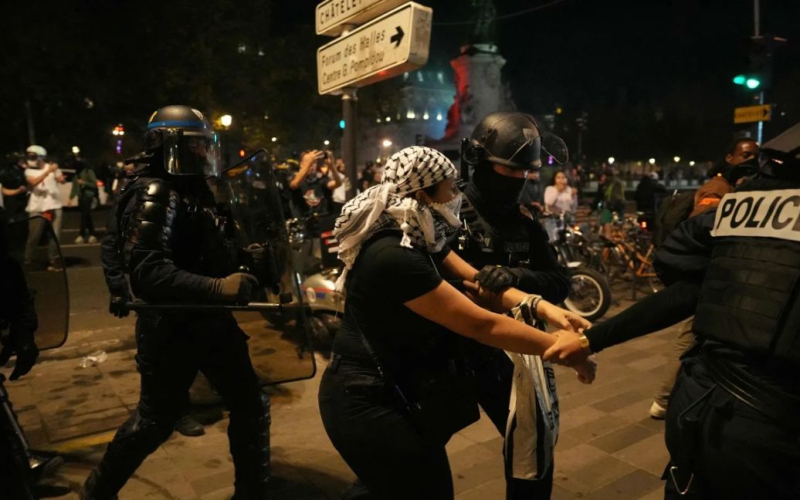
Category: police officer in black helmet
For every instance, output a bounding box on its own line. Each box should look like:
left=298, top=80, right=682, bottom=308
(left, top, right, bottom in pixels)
left=83, top=105, right=270, bottom=499
left=460, top=112, right=570, bottom=298
left=456, top=112, right=571, bottom=499
left=545, top=121, right=800, bottom=498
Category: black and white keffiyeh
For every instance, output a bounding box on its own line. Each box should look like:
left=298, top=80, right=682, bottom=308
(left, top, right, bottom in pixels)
left=333, top=146, right=460, bottom=290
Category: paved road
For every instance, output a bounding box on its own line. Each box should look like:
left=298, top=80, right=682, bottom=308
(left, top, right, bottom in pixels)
left=4, top=206, right=679, bottom=499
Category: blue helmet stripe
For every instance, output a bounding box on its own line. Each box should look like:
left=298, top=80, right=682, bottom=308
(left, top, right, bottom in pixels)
left=147, top=120, right=209, bottom=129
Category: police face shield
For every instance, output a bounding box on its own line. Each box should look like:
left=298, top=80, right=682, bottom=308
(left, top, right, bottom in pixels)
left=541, top=131, right=569, bottom=166
left=217, top=150, right=317, bottom=386
left=6, top=216, right=69, bottom=351
left=163, top=129, right=222, bottom=177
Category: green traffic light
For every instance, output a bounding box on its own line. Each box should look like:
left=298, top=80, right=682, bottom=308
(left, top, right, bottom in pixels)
left=733, top=74, right=746, bottom=85
left=745, top=78, right=761, bottom=89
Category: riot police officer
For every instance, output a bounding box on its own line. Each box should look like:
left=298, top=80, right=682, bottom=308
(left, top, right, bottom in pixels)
left=457, top=112, right=571, bottom=498
left=83, top=105, right=271, bottom=499
left=0, top=206, right=39, bottom=500
left=544, top=121, right=800, bottom=498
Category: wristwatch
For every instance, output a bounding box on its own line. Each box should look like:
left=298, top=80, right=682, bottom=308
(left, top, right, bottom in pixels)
left=578, top=333, right=592, bottom=353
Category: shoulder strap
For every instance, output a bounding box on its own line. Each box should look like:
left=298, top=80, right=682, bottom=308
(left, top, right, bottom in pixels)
left=349, top=305, right=414, bottom=412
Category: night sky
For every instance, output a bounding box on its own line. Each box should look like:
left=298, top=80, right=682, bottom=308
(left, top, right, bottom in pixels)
left=4, top=0, right=799, bottom=162
left=277, top=0, right=800, bottom=160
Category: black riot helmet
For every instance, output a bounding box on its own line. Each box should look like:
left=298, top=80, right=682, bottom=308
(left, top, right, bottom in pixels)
left=759, top=121, right=800, bottom=179
left=142, top=105, right=222, bottom=177
left=463, top=112, right=568, bottom=171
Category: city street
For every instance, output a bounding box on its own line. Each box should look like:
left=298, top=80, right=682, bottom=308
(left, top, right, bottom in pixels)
left=4, top=207, right=678, bottom=499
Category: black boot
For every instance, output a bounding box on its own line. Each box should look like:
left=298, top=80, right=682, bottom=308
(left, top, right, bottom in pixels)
left=175, top=414, right=205, bottom=437
left=80, top=470, right=118, bottom=500
left=81, top=414, right=173, bottom=499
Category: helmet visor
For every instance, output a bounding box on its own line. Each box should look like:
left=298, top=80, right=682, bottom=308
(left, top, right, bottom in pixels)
left=163, top=128, right=221, bottom=177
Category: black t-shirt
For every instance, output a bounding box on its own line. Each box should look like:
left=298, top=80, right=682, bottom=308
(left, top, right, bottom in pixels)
left=332, top=231, right=455, bottom=383
left=0, top=166, right=28, bottom=218
left=292, top=175, right=333, bottom=217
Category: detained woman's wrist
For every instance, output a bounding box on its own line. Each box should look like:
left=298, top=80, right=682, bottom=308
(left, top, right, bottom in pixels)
left=512, top=294, right=543, bottom=320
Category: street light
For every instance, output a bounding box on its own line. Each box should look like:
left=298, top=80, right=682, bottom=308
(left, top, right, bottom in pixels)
left=382, top=139, right=393, bottom=148
left=324, top=140, right=330, bottom=146
left=673, top=156, right=681, bottom=163
left=607, top=156, right=615, bottom=165
left=220, top=114, right=233, bottom=128
left=648, top=158, right=656, bottom=165
left=271, top=137, right=278, bottom=143
left=72, top=146, right=80, bottom=154
left=689, top=161, right=696, bottom=167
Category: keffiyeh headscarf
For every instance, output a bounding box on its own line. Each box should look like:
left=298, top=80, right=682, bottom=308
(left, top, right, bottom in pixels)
left=333, top=146, right=461, bottom=290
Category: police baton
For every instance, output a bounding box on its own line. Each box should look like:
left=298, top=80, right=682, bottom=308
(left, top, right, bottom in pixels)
left=123, top=300, right=304, bottom=313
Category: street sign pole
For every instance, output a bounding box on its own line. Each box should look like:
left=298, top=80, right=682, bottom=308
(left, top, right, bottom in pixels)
left=342, top=88, right=358, bottom=199
left=316, top=1, right=432, bottom=200
left=757, top=91, right=764, bottom=144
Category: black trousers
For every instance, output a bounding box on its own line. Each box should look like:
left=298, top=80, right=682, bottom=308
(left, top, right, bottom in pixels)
left=86, top=313, right=271, bottom=499
left=319, top=353, right=553, bottom=500
left=319, top=359, right=455, bottom=500
left=78, top=196, right=95, bottom=238
left=664, top=356, right=800, bottom=499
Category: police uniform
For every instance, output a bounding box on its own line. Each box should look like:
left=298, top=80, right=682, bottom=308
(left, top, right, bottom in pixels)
left=581, top=123, right=800, bottom=498
left=84, top=106, right=271, bottom=500
left=455, top=112, right=571, bottom=499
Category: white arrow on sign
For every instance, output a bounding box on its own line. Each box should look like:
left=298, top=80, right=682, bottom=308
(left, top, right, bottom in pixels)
left=316, top=0, right=408, bottom=37
left=317, top=2, right=432, bottom=95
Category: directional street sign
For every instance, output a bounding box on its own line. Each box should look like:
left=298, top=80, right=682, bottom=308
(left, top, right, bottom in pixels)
left=316, top=0, right=408, bottom=37
left=317, top=2, right=432, bottom=95
left=734, top=104, right=772, bottom=124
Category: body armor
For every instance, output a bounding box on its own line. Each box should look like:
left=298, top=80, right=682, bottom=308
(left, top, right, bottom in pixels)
left=695, top=177, right=800, bottom=369
left=120, top=178, right=234, bottom=288
left=457, top=193, right=535, bottom=269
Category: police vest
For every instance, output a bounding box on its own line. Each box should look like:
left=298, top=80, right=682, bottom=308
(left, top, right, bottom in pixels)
left=456, top=195, right=532, bottom=268
left=695, top=183, right=800, bottom=367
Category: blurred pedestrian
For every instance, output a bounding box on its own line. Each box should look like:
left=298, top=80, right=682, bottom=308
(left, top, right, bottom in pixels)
left=634, top=171, right=667, bottom=220
left=69, top=160, right=99, bottom=244
left=331, top=157, right=349, bottom=214
left=0, top=154, right=30, bottom=258
left=518, top=170, right=544, bottom=214
left=23, top=146, right=65, bottom=271
left=596, top=168, right=625, bottom=239
left=358, top=160, right=376, bottom=193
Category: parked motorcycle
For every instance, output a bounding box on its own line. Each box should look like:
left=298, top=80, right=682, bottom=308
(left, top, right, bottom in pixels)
left=543, top=213, right=612, bottom=322
left=285, top=217, right=344, bottom=349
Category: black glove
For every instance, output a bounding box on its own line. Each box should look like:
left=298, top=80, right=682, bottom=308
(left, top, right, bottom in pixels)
left=474, top=265, right=525, bottom=293
left=0, top=335, right=39, bottom=381
left=210, top=273, right=259, bottom=304
left=109, top=287, right=132, bottom=318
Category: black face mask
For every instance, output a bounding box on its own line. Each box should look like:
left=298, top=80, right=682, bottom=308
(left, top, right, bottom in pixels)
left=468, top=165, right=526, bottom=214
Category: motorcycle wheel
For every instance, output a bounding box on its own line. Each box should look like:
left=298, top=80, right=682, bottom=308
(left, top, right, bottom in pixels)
left=563, top=266, right=612, bottom=322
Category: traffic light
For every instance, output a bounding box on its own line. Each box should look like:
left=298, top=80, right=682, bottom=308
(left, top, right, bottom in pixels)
left=732, top=74, right=761, bottom=89
left=734, top=35, right=785, bottom=92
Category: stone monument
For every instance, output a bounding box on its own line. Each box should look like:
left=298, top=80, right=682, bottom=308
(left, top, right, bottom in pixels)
left=441, top=0, right=515, bottom=142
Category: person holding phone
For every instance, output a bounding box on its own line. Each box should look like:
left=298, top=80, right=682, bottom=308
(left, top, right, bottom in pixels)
left=289, top=149, right=343, bottom=219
